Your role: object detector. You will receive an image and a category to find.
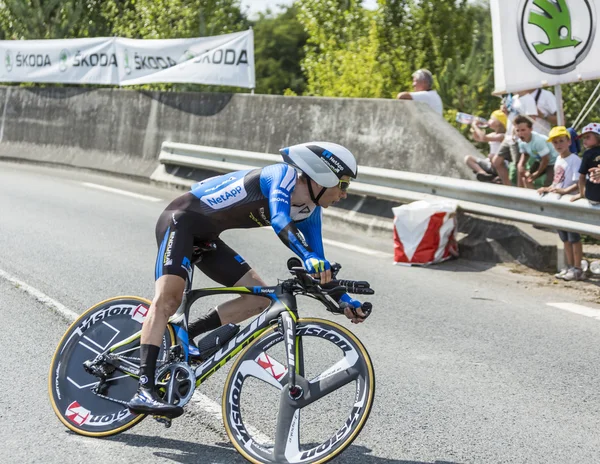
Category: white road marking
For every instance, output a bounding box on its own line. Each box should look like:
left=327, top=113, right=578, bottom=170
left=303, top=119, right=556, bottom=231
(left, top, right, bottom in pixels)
left=547, top=302, right=600, bottom=321
left=0, top=268, right=79, bottom=321
left=322, top=238, right=392, bottom=258
left=81, top=182, right=162, bottom=202
left=0, top=267, right=269, bottom=442
left=191, top=391, right=272, bottom=445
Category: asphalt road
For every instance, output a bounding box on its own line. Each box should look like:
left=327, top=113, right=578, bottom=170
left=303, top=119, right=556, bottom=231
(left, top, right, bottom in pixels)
left=2, top=161, right=600, bottom=464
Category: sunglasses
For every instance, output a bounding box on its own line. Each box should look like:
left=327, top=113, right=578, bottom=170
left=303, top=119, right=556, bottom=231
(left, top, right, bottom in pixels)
left=338, top=179, right=351, bottom=192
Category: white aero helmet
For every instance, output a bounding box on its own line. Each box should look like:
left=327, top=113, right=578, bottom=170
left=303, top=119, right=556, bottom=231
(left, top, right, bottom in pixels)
left=279, top=142, right=358, bottom=188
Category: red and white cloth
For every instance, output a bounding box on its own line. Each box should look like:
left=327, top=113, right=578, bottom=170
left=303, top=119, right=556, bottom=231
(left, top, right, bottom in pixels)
left=392, top=200, right=458, bottom=265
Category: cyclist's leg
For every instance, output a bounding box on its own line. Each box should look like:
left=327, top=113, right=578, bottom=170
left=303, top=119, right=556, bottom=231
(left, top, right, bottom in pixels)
left=218, top=269, right=271, bottom=325
left=128, top=210, right=193, bottom=417
left=189, top=239, right=270, bottom=338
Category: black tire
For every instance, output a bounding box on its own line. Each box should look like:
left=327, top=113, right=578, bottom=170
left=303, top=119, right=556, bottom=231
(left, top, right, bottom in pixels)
left=222, top=318, right=375, bottom=464
left=48, top=296, right=176, bottom=437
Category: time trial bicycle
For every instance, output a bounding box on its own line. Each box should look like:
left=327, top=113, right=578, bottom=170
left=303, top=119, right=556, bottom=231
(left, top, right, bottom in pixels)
left=48, top=243, right=375, bottom=464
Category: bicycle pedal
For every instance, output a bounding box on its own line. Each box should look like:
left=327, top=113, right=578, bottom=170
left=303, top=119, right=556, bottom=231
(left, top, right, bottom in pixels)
left=153, top=415, right=172, bottom=428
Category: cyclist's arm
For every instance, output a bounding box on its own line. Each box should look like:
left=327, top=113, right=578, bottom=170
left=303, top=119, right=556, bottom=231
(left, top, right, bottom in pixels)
left=260, top=164, right=316, bottom=261
left=295, top=206, right=325, bottom=259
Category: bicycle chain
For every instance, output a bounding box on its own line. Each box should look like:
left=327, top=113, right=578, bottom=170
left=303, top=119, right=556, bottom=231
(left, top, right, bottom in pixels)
left=92, top=389, right=130, bottom=407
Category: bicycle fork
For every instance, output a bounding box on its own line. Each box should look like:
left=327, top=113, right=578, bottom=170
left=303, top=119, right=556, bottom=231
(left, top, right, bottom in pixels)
left=280, top=311, right=304, bottom=400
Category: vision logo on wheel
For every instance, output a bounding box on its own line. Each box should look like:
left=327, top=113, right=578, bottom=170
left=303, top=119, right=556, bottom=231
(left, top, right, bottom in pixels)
left=518, top=0, right=596, bottom=74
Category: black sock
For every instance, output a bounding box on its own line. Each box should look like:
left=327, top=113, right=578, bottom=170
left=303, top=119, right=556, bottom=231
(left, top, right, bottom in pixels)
left=188, top=308, right=221, bottom=340
left=139, top=344, right=160, bottom=390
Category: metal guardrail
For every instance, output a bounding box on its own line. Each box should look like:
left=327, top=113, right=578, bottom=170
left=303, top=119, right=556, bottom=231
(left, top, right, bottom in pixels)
left=156, top=141, right=600, bottom=236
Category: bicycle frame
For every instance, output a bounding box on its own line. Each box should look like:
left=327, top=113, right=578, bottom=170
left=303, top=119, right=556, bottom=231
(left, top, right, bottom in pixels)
left=105, top=265, right=305, bottom=392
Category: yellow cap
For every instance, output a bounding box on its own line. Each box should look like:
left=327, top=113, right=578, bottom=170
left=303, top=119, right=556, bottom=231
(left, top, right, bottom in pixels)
left=491, top=110, right=507, bottom=129
left=547, top=126, right=571, bottom=142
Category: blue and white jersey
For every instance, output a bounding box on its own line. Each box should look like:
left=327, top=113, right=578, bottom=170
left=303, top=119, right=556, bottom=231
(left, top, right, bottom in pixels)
left=167, top=164, right=324, bottom=262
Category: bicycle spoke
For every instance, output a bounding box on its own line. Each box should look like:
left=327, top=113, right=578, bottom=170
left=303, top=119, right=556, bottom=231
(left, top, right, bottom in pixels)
left=308, top=368, right=360, bottom=403
left=238, top=358, right=286, bottom=390
left=274, top=397, right=301, bottom=461
left=255, top=351, right=289, bottom=388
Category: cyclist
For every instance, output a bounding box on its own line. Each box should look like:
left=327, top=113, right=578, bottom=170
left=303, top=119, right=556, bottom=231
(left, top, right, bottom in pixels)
left=127, top=142, right=372, bottom=418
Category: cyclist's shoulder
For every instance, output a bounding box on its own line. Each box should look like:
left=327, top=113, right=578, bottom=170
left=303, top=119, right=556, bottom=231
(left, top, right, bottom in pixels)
left=260, top=162, right=296, bottom=177
left=260, top=163, right=298, bottom=191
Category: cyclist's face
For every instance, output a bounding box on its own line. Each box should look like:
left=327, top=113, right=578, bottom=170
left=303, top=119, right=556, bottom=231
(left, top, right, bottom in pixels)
left=317, top=176, right=351, bottom=208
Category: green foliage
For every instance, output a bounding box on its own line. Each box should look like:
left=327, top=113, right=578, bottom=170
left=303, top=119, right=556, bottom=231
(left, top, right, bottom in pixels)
left=102, top=0, right=247, bottom=39
left=0, top=0, right=110, bottom=39
left=297, top=0, right=371, bottom=96
left=435, top=2, right=498, bottom=138
left=563, top=80, right=600, bottom=128
left=252, top=5, right=307, bottom=95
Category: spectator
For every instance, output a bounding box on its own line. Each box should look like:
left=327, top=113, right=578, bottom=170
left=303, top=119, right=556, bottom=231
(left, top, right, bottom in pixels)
left=512, top=89, right=557, bottom=134
left=567, top=127, right=582, bottom=154
left=538, top=126, right=583, bottom=281
left=570, top=123, right=600, bottom=206
left=523, top=88, right=558, bottom=132
left=464, top=110, right=507, bottom=183
left=397, top=69, right=443, bottom=116
left=514, top=115, right=558, bottom=188
left=495, top=98, right=520, bottom=185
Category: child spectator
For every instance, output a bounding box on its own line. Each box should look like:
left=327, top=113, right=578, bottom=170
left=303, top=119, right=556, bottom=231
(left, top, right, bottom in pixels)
left=514, top=115, right=558, bottom=188
left=571, top=123, right=600, bottom=206
left=538, top=127, right=583, bottom=281
left=464, top=110, right=507, bottom=183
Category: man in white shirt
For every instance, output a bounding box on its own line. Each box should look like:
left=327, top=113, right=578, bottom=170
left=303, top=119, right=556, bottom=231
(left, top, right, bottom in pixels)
left=512, top=89, right=557, bottom=135
left=531, top=88, right=558, bottom=124
left=396, top=69, right=443, bottom=116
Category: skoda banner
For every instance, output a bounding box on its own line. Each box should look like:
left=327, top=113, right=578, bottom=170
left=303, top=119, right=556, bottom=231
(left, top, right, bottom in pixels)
left=0, top=30, right=255, bottom=88
left=490, top=0, right=599, bottom=93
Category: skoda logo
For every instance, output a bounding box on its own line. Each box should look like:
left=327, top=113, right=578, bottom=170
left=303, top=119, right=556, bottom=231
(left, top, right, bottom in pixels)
left=518, top=0, right=596, bottom=74
left=123, top=49, right=131, bottom=75
left=59, top=49, right=69, bottom=72
left=178, top=49, right=195, bottom=69
left=5, top=50, right=12, bottom=72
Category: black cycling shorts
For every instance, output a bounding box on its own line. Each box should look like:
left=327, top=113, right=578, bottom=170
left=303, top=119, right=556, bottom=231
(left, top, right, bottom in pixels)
left=154, top=209, right=251, bottom=287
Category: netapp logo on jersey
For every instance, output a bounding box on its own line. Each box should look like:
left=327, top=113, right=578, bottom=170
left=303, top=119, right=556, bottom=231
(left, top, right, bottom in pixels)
left=200, top=178, right=247, bottom=210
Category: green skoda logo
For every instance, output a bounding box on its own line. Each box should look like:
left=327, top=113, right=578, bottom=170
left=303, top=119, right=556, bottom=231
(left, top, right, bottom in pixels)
left=59, top=49, right=69, bottom=72
left=123, top=49, right=131, bottom=75
left=519, top=0, right=596, bottom=74
left=5, top=50, right=12, bottom=72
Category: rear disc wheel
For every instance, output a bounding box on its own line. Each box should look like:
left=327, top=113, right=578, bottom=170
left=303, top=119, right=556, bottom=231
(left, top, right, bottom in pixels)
left=48, top=296, right=176, bottom=437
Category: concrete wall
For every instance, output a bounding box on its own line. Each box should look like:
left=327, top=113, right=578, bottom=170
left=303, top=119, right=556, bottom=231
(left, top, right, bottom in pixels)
left=0, top=86, right=478, bottom=179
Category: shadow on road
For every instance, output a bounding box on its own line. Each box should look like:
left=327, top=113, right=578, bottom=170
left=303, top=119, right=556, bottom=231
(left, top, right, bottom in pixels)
left=337, top=444, right=462, bottom=464
left=106, top=433, right=462, bottom=464
left=409, top=258, right=496, bottom=273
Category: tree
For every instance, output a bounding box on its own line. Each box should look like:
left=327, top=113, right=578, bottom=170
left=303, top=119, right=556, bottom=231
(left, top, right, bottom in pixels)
left=563, top=80, right=600, bottom=129
left=297, top=0, right=370, bottom=96
left=252, top=5, right=307, bottom=95
left=102, top=0, right=247, bottom=39
left=0, top=0, right=110, bottom=39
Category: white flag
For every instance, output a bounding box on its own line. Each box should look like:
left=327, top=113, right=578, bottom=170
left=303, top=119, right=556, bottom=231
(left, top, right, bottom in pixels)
left=491, top=0, right=600, bottom=93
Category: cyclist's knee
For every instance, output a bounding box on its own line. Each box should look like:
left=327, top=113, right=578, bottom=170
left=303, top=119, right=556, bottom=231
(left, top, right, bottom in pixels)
left=153, top=290, right=183, bottom=317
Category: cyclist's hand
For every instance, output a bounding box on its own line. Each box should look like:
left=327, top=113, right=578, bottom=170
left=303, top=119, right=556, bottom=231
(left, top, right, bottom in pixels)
left=304, top=256, right=332, bottom=284
left=339, top=294, right=372, bottom=324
